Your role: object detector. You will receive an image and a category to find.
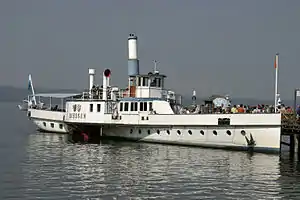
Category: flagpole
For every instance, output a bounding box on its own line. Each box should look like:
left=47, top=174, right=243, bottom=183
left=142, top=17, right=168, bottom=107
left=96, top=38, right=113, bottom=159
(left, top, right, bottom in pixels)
left=274, top=53, right=279, bottom=113
left=29, top=74, right=37, bottom=105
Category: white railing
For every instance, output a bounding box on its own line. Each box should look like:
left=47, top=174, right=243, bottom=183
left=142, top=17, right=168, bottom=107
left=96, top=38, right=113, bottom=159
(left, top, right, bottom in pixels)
left=70, top=88, right=183, bottom=104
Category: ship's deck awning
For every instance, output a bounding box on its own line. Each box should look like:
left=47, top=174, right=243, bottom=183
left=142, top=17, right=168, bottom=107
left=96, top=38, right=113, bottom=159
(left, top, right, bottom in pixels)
left=119, top=97, right=164, bottom=102
left=31, top=93, right=81, bottom=98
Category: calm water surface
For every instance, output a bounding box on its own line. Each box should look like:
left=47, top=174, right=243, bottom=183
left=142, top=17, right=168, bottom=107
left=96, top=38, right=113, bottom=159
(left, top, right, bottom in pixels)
left=1, top=102, right=300, bottom=199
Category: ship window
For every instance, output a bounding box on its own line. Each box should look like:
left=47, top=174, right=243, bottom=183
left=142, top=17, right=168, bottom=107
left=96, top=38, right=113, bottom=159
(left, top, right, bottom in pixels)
left=90, top=104, right=93, bottom=112
left=130, top=129, right=133, bottom=134
left=200, top=130, right=204, bottom=135
left=130, top=102, right=137, bottom=111
left=97, top=104, right=101, bottom=112
left=43, top=122, right=46, bottom=127
left=148, top=130, right=151, bottom=135
left=137, top=77, right=141, bottom=86
left=142, top=77, right=149, bottom=86
left=124, top=102, right=129, bottom=111
left=140, top=102, right=144, bottom=111
left=144, top=102, right=147, bottom=111
left=139, top=129, right=141, bottom=134
left=226, top=130, right=231, bottom=135
left=59, top=124, right=63, bottom=129
left=50, top=123, right=54, bottom=128
left=150, top=79, right=155, bottom=87
left=241, top=130, right=246, bottom=136
left=149, top=102, right=153, bottom=111
left=177, top=130, right=181, bottom=135
left=188, top=130, right=192, bottom=135
left=213, top=130, right=217, bottom=135
left=157, top=78, right=161, bottom=87
left=120, top=103, right=123, bottom=111
left=157, top=130, right=160, bottom=134
left=167, top=130, right=170, bottom=135
left=134, top=102, right=138, bottom=111
left=131, top=102, right=134, bottom=111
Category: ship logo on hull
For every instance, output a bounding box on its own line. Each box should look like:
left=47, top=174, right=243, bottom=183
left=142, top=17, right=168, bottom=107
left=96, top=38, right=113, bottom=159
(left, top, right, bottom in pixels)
left=72, top=104, right=81, bottom=112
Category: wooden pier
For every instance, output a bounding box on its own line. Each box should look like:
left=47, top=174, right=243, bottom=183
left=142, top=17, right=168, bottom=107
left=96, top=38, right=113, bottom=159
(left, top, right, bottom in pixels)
left=281, top=113, right=300, bottom=157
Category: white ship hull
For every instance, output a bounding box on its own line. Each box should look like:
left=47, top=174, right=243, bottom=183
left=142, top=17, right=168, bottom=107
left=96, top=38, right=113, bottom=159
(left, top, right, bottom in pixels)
left=32, top=119, right=68, bottom=133
left=66, top=103, right=282, bottom=153
left=100, top=125, right=280, bottom=153
left=28, top=108, right=68, bottom=133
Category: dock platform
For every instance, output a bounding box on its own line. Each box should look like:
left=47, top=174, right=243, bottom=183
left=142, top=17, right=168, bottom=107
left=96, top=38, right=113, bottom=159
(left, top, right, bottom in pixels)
left=281, top=113, right=300, bottom=157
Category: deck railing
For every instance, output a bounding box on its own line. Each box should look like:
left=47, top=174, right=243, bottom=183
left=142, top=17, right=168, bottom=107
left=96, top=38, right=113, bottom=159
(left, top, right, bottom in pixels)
left=69, top=88, right=182, bottom=104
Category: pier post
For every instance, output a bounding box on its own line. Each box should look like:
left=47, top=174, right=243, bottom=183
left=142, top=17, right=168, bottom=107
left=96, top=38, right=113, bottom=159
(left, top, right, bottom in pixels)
left=296, top=134, right=300, bottom=160
left=294, top=134, right=299, bottom=154
left=294, top=89, right=299, bottom=115
left=290, top=135, right=295, bottom=157
left=100, top=126, right=103, bottom=137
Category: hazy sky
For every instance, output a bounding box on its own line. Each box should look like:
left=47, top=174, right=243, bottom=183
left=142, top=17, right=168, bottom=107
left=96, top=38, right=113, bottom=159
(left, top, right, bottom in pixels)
left=0, top=0, right=299, bottom=100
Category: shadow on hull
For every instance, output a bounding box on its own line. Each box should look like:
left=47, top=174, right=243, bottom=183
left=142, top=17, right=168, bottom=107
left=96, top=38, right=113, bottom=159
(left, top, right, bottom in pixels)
left=68, top=131, right=279, bottom=155
left=36, top=128, right=68, bottom=134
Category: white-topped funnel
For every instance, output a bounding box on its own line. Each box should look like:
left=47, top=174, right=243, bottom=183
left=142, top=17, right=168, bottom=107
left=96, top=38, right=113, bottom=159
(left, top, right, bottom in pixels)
left=89, top=69, right=95, bottom=98
left=128, top=33, right=139, bottom=76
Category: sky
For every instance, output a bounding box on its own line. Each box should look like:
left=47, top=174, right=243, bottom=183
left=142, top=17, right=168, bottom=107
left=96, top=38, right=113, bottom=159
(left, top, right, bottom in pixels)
left=0, top=0, right=299, bottom=100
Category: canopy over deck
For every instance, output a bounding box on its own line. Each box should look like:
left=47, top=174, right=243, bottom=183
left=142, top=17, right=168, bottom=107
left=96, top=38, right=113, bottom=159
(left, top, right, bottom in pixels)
left=31, top=93, right=81, bottom=98
left=120, top=97, right=164, bottom=102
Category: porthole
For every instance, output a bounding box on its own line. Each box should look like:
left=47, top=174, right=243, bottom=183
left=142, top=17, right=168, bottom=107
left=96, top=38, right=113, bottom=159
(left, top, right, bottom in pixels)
left=188, top=130, right=192, bottom=135
left=213, top=130, right=217, bottom=135
left=167, top=130, right=170, bottom=135
left=139, top=129, right=141, bottom=134
left=148, top=130, right=151, bottom=135
left=59, top=124, right=63, bottom=129
left=226, top=130, right=231, bottom=136
left=43, top=122, right=46, bottom=127
left=200, top=130, right=204, bottom=135
left=141, top=116, right=144, bottom=120
left=50, top=123, right=54, bottom=128
left=130, top=129, right=133, bottom=134
left=177, top=130, right=181, bottom=135
left=157, top=130, right=160, bottom=134
left=241, top=130, right=246, bottom=136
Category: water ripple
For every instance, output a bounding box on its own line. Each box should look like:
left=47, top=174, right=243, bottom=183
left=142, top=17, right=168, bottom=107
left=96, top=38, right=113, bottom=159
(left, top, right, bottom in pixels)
left=2, top=131, right=300, bottom=199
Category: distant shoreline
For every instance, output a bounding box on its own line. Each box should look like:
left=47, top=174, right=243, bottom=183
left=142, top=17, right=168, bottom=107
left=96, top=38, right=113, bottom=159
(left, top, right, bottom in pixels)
left=0, top=86, right=296, bottom=106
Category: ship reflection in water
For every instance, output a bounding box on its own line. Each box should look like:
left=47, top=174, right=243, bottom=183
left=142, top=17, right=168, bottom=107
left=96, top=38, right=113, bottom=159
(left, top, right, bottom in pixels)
left=10, top=132, right=300, bottom=199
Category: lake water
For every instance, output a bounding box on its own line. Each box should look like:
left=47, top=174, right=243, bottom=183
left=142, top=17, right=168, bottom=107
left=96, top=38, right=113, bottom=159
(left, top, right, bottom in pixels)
left=1, top=102, right=300, bottom=199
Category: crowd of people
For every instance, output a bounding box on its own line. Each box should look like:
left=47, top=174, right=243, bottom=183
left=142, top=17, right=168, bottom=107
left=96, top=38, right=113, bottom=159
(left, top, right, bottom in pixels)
left=214, top=104, right=300, bottom=117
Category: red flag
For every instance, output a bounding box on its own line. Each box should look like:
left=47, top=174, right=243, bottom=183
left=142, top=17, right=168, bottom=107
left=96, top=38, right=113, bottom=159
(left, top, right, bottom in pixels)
left=274, top=53, right=279, bottom=69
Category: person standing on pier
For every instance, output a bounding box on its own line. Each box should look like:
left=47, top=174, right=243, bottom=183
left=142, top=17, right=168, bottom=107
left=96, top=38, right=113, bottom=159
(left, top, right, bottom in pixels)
left=296, top=105, right=300, bottom=119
